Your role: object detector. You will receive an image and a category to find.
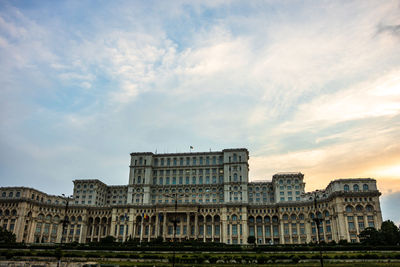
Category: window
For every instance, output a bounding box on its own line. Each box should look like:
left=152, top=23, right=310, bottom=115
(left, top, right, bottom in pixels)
left=346, top=205, right=353, bottom=213
left=363, top=184, right=369, bottom=191
left=292, top=224, right=297, bottom=235
left=344, top=184, right=349, bottom=192
left=353, top=184, right=359, bottom=192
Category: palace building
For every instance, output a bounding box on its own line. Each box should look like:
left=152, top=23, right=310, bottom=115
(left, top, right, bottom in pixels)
left=0, top=148, right=382, bottom=244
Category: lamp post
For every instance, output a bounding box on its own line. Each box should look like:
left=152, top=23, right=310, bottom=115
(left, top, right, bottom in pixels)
left=164, top=193, right=189, bottom=267
left=58, top=194, right=72, bottom=267
left=312, top=192, right=324, bottom=267
left=60, top=194, right=72, bottom=244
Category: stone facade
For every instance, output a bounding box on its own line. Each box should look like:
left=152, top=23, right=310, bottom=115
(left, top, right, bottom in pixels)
left=0, top=148, right=382, bottom=244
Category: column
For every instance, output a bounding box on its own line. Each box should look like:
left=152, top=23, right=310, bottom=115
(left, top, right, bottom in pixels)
left=122, top=223, right=127, bottom=242
left=203, top=223, right=206, bottom=242
left=344, top=215, right=350, bottom=242
left=140, top=220, right=144, bottom=242
left=288, top=223, right=292, bottom=244
left=262, top=221, right=266, bottom=244
left=90, top=224, right=95, bottom=242
left=211, top=217, right=215, bottom=242
left=279, top=220, right=284, bottom=244
left=155, top=213, right=160, bottom=238
left=305, top=221, right=312, bottom=243
left=242, top=218, right=248, bottom=244
left=354, top=216, right=359, bottom=242
left=254, top=223, right=258, bottom=244
left=179, top=215, right=184, bottom=241
left=163, top=212, right=167, bottom=241
left=186, top=212, right=190, bottom=240
left=220, top=221, right=223, bottom=241
left=229, top=224, right=232, bottom=243
left=148, top=220, right=151, bottom=242
left=133, top=222, right=136, bottom=239
left=194, top=214, right=198, bottom=239
left=270, top=224, right=273, bottom=244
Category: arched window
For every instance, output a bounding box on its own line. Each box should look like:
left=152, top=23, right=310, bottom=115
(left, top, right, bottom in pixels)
left=344, top=184, right=349, bottom=192
left=299, top=214, right=305, bottom=220
left=233, top=173, right=238, bottom=182
left=264, top=216, right=270, bottom=223
left=324, top=210, right=330, bottom=217
left=356, top=205, right=363, bottom=212
left=232, top=215, right=237, bottom=221
left=291, top=214, right=297, bottom=220
left=346, top=205, right=353, bottom=213
left=272, top=216, right=279, bottom=223
left=248, top=216, right=254, bottom=223
left=363, top=184, right=369, bottom=191
left=366, top=205, right=374, bottom=212
left=353, top=184, right=359, bottom=192
left=283, top=214, right=288, bottom=220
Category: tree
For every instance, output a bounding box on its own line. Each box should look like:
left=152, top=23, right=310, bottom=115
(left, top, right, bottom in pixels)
left=0, top=227, right=16, bottom=243
left=379, top=220, right=400, bottom=245
left=247, top=236, right=256, bottom=245
left=359, top=227, right=382, bottom=245
left=100, top=235, right=116, bottom=244
left=358, top=220, right=400, bottom=246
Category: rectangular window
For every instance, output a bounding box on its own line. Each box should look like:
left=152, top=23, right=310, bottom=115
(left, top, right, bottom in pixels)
left=249, top=226, right=254, bottom=236
left=265, top=226, right=271, bottom=237
left=232, top=225, right=238, bottom=235
left=292, top=223, right=297, bottom=235
left=300, top=223, right=305, bottom=235
left=207, top=225, right=212, bottom=235
left=257, top=226, right=262, bottom=236
left=215, top=225, right=220, bottom=235
left=284, top=224, right=289, bottom=235
left=52, top=225, right=58, bottom=235
left=273, top=226, right=279, bottom=237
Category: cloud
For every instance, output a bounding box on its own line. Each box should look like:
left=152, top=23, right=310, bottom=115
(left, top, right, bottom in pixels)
left=0, top=0, right=400, bottom=199
left=381, top=191, right=400, bottom=226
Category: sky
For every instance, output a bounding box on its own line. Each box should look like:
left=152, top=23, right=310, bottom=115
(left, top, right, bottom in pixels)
left=0, top=0, right=399, bottom=224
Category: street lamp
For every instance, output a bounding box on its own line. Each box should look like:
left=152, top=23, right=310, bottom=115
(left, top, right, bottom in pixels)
left=61, top=194, right=72, bottom=244
left=58, top=194, right=72, bottom=267
left=163, top=193, right=189, bottom=267
left=312, top=192, right=324, bottom=267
